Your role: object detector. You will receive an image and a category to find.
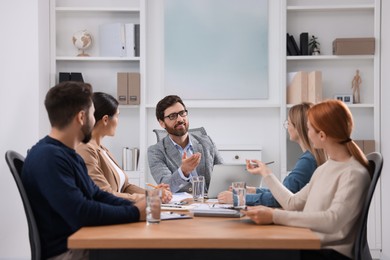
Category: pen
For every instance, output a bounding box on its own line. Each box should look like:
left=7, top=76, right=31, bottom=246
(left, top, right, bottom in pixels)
left=146, top=183, right=158, bottom=189
left=162, top=204, right=183, bottom=208
left=249, top=161, right=275, bottom=168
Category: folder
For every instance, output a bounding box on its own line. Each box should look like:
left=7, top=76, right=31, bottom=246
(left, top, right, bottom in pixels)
left=124, top=23, right=135, bottom=57
left=134, top=24, right=140, bottom=57
left=122, top=147, right=133, bottom=171
left=287, top=71, right=308, bottom=104
left=307, top=71, right=322, bottom=103
left=117, top=72, right=128, bottom=105
left=128, top=72, right=140, bottom=105
left=99, top=23, right=126, bottom=57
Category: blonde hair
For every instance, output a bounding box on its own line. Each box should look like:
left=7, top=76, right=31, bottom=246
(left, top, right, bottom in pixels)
left=289, top=102, right=326, bottom=166
left=307, top=99, right=369, bottom=170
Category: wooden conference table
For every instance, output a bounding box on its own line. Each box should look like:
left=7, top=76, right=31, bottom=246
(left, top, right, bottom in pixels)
left=68, top=213, right=320, bottom=260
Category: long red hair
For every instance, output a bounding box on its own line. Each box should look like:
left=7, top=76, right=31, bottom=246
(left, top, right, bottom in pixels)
left=307, top=99, right=369, bottom=171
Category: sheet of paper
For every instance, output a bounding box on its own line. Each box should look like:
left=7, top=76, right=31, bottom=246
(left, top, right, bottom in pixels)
left=170, top=192, right=193, bottom=203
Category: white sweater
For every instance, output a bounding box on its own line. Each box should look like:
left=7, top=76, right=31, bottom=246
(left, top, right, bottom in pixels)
left=264, top=157, right=370, bottom=258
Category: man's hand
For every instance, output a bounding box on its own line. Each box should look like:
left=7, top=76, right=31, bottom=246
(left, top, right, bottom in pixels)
left=181, top=151, right=201, bottom=176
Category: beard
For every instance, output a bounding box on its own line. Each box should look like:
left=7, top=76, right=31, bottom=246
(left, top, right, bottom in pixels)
left=165, top=121, right=189, bottom=137
left=81, top=117, right=93, bottom=144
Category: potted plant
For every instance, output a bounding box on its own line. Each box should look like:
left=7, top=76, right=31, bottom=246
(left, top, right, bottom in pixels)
left=309, top=35, right=320, bottom=55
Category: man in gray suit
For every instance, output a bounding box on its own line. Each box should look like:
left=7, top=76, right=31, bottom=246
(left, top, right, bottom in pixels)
left=147, top=95, right=223, bottom=193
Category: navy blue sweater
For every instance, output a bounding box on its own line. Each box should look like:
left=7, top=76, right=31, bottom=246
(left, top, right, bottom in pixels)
left=22, top=136, right=140, bottom=259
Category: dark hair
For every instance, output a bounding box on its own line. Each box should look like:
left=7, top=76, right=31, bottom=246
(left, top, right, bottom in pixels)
left=92, top=92, right=119, bottom=123
left=308, top=99, right=369, bottom=170
left=44, top=81, right=93, bottom=129
left=155, top=95, right=186, bottom=121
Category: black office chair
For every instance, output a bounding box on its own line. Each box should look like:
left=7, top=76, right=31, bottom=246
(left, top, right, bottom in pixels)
left=354, top=152, right=383, bottom=260
left=5, top=150, right=41, bottom=260
left=153, top=127, right=208, bottom=142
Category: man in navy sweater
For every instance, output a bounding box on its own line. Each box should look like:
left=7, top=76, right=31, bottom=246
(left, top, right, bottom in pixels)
left=22, top=81, right=146, bottom=260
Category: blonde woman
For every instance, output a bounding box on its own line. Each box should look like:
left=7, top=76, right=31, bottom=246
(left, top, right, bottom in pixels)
left=218, top=102, right=326, bottom=206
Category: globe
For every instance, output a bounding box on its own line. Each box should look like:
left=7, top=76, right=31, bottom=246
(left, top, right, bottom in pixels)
left=72, top=30, right=92, bottom=57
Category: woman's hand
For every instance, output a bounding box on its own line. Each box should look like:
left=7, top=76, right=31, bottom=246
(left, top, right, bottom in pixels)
left=246, top=186, right=257, bottom=194
left=217, top=191, right=233, bottom=204
left=245, top=159, right=273, bottom=177
left=243, top=205, right=274, bottom=225
left=157, top=183, right=172, bottom=203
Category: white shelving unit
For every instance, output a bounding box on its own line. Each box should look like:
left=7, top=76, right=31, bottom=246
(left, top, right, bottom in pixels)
left=50, top=0, right=146, bottom=187
left=283, top=0, right=381, bottom=256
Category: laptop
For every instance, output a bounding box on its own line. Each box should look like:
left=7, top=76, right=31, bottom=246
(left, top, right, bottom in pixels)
left=206, top=164, right=262, bottom=199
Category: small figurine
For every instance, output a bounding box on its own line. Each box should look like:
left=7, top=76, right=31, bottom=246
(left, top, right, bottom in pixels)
left=309, top=35, right=320, bottom=55
left=351, top=69, right=362, bottom=103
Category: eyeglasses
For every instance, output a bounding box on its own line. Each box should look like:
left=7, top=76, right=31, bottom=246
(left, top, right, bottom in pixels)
left=164, top=109, right=188, bottom=121
left=283, top=120, right=289, bottom=129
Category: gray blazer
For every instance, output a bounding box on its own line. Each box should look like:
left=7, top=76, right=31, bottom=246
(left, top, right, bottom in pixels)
left=147, top=133, right=223, bottom=193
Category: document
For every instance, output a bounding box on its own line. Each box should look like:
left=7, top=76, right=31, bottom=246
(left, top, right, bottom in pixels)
left=161, top=212, right=193, bottom=220
left=190, top=203, right=243, bottom=218
left=170, top=192, right=193, bottom=203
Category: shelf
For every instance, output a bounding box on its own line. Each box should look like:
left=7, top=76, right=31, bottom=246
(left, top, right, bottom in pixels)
left=56, top=7, right=140, bottom=12
left=286, top=103, right=374, bottom=108
left=287, top=55, right=374, bottom=61
left=56, top=56, right=140, bottom=61
left=145, top=102, right=281, bottom=109
left=287, top=4, right=374, bottom=12
left=119, top=105, right=140, bottom=109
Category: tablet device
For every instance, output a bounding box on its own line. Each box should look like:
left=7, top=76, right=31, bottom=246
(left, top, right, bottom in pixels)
left=206, top=164, right=262, bottom=199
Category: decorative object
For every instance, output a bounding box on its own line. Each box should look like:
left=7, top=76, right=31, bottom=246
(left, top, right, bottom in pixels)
left=72, top=30, right=92, bottom=57
left=351, top=69, right=361, bottom=103
left=309, top=35, right=320, bottom=55
left=334, top=94, right=353, bottom=104
left=333, top=37, right=375, bottom=55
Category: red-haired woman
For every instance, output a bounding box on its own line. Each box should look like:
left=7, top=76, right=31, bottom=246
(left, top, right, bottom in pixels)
left=245, top=99, right=371, bottom=260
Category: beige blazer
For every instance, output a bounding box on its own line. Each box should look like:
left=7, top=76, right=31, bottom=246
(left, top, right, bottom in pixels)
left=76, top=140, right=145, bottom=202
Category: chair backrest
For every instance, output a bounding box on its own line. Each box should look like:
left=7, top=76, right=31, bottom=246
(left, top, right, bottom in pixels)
left=354, top=152, right=383, bottom=260
left=5, top=150, right=41, bottom=260
left=153, top=127, right=208, bottom=142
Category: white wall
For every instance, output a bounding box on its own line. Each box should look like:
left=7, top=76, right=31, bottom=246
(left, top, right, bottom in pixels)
left=0, top=1, right=388, bottom=259
left=0, top=1, right=47, bottom=259
left=380, top=1, right=390, bottom=259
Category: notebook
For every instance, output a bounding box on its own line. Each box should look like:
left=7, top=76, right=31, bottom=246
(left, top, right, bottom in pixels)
left=206, top=164, right=262, bottom=199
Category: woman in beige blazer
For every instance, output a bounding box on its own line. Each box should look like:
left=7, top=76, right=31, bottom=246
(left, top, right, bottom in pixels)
left=77, top=92, right=172, bottom=203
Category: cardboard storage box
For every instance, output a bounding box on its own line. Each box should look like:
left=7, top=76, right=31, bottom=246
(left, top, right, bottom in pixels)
left=333, top=37, right=375, bottom=55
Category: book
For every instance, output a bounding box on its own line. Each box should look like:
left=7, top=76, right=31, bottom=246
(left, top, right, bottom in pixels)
left=290, top=35, right=301, bottom=55
left=99, top=23, right=126, bottom=57
left=286, top=33, right=297, bottom=55
left=287, top=71, right=308, bottom=104
left=300, top=32, right=309, bottom=55
left=307, top=71, right=322, bottom=103
left=70, top=72, right=84, bottom=82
